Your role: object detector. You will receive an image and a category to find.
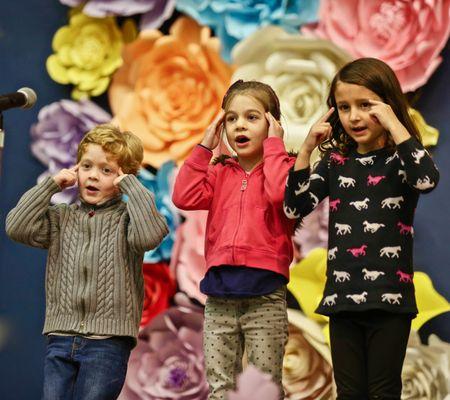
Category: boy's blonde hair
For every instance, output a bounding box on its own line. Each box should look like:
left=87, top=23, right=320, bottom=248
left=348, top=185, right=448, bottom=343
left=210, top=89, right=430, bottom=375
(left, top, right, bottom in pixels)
left=77, top=124, right=143, bottom=175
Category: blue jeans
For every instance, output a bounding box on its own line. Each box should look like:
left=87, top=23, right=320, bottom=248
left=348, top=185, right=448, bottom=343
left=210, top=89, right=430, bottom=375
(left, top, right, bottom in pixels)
left=42, top=335, right=134, bottom=400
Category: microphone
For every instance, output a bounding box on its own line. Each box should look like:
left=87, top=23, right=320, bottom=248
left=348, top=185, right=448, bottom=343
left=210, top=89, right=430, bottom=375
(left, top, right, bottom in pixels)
left=0, top=88, right=37, bottom=111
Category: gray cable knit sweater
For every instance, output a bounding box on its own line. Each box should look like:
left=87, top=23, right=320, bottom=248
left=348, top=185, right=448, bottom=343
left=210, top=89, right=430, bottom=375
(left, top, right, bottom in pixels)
left=6, top=175, right=169, bottom=339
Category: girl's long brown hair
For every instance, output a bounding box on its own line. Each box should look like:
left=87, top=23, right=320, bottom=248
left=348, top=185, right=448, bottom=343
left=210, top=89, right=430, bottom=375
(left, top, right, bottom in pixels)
left=321, top=58, right=421, bottom=155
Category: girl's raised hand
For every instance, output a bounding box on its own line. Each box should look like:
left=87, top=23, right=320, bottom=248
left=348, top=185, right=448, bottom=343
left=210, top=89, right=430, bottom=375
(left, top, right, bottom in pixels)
left=266, top=112, right=284, bottom=139
left=301, top=108, right=334, bottom=154
left=113, top=168, right=128, bottom=187
left=53, top=165, right=78, bottom=189
left=200, top=110, right=225, bottom=150
left=367, top=99, right=400, bottom=132
left=367, top=99, right=411, bottom=143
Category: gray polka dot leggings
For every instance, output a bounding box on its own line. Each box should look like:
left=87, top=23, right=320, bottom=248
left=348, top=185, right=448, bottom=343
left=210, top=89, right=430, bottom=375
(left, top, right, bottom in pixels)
left=203, top=287, right=288, bottom=400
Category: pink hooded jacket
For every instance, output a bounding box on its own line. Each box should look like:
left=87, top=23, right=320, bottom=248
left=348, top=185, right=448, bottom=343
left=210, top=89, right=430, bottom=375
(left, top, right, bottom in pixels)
left=172, top=137, right=296, bottom=279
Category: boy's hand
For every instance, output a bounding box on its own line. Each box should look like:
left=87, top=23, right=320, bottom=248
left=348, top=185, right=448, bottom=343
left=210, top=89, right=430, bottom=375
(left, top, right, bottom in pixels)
left=113, top=168, right=128, bottom=187
left=266, top=112, right=284, bottom=139
left=53, top=165, right=78, bottom=189
left=200, top=110, right=225, bottom=150
left=301, top=108, right=334, bottom=154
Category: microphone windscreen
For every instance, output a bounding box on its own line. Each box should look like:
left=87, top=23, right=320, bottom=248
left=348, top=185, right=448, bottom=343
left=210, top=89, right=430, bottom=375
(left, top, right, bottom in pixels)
left=17, top=87, right=37, bottom=109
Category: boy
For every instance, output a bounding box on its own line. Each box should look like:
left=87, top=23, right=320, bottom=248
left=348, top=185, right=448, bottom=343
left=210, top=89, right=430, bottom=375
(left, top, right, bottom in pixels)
left=6, top=124, right=169, bottom=400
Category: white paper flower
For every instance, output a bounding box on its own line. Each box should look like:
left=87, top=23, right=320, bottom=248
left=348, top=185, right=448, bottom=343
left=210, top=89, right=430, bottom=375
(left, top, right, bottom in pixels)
left=402, top=330, right=450, bottom=400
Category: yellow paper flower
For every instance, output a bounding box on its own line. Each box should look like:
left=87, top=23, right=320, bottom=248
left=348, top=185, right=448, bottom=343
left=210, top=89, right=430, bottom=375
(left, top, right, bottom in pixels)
left=288, top=248, right=328, bottom=323
left=108, top=17, right=234, bottom=168
left=409, top=108, right=440, bottom=147
left=47, top=11, right=131, bottom=100
left=412, top=272, right=450, bottom=331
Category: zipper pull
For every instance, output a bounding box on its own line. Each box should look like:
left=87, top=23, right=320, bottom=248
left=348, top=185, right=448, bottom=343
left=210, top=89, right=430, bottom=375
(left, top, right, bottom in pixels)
left=241, top=179, right=247, bottom=191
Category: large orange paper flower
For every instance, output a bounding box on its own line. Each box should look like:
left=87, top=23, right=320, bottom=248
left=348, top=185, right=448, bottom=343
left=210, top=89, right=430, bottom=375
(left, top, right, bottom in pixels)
left=109, top=17, right=233, bottom=167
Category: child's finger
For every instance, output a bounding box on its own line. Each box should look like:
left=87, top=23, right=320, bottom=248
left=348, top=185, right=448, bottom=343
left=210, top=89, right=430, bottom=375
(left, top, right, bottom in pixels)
left=213, top=109, right=225, bottom=125
left=317, top=107, right=335, bottom=124
left=118, top=167, right=124, bottom=176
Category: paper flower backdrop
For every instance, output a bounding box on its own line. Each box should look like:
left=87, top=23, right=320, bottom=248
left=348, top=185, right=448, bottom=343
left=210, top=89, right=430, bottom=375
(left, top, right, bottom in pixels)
left=26, top=1, right=450, bottom=399
left=176, top=0, right=320, bottom=61
left=303, top=0, right=450, bottom=92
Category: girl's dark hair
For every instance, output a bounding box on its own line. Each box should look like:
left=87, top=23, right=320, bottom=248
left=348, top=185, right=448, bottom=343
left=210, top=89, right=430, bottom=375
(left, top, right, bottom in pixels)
left=221, top=80, right=281, bottom=121
left=321, top=57, right=421, bottom=154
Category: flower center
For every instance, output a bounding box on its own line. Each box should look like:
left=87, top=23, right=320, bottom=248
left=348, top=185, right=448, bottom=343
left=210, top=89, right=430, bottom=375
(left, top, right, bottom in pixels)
left=369, top=2, right=407, bottom=41
left=167, top=366, right=188, bottom=389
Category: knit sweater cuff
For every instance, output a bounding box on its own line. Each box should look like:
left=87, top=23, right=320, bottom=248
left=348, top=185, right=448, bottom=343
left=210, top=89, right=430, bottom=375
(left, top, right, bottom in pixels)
left=40, top=176, right=63, bottom=197
left=117, top=174, right=144, bottom=195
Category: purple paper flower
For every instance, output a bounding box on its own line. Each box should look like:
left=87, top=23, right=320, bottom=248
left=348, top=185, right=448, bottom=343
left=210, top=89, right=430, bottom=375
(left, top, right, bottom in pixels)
left=293, top=199, right=329, bottom=259
left=30, top=99, right=111, bottom=204
left=119, top=293, right=208, bottom=400
left=60, top=0, right=175, bottom=30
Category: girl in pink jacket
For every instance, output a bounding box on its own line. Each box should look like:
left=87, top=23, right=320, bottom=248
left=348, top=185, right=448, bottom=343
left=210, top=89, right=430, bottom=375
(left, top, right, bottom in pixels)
left=172, top=80, right=295, bottom=400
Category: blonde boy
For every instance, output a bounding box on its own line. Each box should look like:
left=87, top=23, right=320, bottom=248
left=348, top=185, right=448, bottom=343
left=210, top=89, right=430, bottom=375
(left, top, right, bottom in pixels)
left=6, top=124, right=168, bottom=400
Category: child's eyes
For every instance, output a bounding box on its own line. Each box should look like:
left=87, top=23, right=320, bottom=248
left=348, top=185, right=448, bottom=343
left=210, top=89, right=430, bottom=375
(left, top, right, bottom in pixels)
left=361, top=102, right=371, bottom=109
left=81, top=163, right=91, bottom=169
left=338, top=105, right=349, bottom=111
left=226, top=116, right=236, bottom=122
left=248, top=114, right=259, bottom=121
left=102, top=168, right=112, bottom=174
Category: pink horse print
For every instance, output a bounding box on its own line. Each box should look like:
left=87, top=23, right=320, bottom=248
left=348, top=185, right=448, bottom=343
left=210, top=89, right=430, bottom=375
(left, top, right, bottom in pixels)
left=330, top=153, right=349, bottom=165
left=329, top=198, right=341, bottom=212
left=396, top=269, right=413, bottom=283
left=346, top=244, right=367, bottom=257
left=397, top=222, right=414, bottom=235
left=367, top=174, right=386, bottom=186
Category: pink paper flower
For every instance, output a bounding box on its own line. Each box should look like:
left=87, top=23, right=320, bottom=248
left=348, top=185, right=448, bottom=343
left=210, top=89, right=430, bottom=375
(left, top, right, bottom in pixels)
left=303, top=0, right=450, bottom=92
left=227, top=365, right=280, bottom=400
left=170, top=209, right=209, bottom=305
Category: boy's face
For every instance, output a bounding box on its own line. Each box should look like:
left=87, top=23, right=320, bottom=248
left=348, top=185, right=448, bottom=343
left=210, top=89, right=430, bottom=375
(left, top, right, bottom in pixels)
left=78, top=144, right=120, bottom=205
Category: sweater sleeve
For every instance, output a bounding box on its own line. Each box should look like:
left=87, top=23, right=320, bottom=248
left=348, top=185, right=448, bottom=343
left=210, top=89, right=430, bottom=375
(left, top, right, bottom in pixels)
left=396, top=137, right=440, bottom=193
left=172, top=145, right=217, bottom=210
left=5, top=177, right=61, bottom=249
left=283, top=152, right=330, bottom=220
left=119, top=174, right=169, bottom=253
left=262, top=137, right=296, bottom=205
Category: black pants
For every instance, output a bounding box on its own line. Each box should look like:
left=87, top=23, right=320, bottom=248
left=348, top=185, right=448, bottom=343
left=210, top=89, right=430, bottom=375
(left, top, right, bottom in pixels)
left=329, top=310, right=412, bottom=400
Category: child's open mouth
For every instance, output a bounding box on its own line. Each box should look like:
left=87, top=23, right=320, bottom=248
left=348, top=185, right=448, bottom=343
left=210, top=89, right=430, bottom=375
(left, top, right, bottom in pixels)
left=86, top=185, right=99, bottom=193
left=351, top=126, right=367, bottom=134
left=235, top=135, right=250, bottom=147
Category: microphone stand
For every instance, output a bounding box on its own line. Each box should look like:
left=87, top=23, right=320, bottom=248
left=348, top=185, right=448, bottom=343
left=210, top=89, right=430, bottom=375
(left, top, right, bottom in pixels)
left=0, top=112, right=3, bottom=179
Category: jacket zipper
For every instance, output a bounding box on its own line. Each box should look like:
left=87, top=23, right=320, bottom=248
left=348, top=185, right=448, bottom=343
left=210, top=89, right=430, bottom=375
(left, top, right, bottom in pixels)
left=231, top=172, right=249, bottom=263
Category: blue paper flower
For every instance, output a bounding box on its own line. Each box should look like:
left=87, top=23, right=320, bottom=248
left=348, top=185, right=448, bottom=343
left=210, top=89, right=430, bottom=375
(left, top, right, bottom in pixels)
left=175, top=0, right=319, bottom=61
left=135, top=162, right=180, bottom=263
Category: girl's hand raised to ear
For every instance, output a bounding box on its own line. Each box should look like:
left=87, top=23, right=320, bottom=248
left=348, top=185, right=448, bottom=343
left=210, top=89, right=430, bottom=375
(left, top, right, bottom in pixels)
left=200, top=110, right=225, bottom=150
left=367, top=99, right=410, bottom=143
left=266, top=112, right=284, bottom=139
left=301, top=108, right=334, bottom=154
